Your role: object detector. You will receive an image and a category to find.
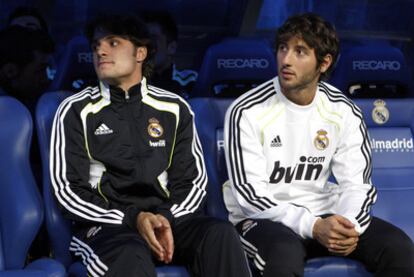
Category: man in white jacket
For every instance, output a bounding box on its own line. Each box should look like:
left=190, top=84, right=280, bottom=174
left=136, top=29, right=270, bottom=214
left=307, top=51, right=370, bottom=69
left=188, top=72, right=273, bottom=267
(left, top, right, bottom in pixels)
left=224, top=13, right=414, bottom=276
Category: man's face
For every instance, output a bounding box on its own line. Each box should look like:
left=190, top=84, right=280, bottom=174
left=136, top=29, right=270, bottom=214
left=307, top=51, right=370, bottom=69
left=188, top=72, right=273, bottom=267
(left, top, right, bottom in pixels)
left=91, top=30, right=144, bottom=89
left=277, top=36, right=324, bottom=94
left=147, top=23, right=175, bottom=72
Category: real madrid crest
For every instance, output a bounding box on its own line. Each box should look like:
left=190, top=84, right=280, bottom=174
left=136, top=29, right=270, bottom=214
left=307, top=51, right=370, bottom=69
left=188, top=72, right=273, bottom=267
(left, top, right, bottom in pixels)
left=314, top=129, right=329, bottom=150
left=147, top=118, right=164, bottom=138
left=372, top=99, right=389, bottom=125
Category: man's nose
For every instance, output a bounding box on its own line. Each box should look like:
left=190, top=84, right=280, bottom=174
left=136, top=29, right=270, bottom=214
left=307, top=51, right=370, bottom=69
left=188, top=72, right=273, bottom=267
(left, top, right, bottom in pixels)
left=280, top=50, right=292, bottom=66
left=95, top=44, right=107, bottom=57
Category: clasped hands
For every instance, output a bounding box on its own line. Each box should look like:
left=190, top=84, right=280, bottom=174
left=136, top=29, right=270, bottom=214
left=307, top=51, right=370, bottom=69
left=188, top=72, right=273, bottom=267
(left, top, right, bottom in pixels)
left=312, top=214, right=359, bottom=256
left=137, top=212, right=174, bottom=263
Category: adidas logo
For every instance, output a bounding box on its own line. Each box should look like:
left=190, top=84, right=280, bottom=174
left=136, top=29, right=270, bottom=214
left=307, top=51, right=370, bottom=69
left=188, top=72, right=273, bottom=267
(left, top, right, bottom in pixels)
left=94, top=123, right=113, bottom=135
left=271, top=135, right=282, bottom=147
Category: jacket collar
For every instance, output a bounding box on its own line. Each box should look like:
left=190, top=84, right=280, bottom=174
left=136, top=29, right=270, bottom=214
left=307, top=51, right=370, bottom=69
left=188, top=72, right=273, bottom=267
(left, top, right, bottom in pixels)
left=100, top=77, right=149, bottom=102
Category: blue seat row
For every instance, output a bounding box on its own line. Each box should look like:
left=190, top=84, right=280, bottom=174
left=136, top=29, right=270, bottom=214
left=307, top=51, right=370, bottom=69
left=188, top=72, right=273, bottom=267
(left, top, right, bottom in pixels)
left=3, top=37, right=412, bottom=276
left=11, top=93, right=409, bottom=277
left=50, top=35, right=413, bottom=100
left=0, top=96, right=65, bottom=276
left=194, top=37, right=413, bottom=99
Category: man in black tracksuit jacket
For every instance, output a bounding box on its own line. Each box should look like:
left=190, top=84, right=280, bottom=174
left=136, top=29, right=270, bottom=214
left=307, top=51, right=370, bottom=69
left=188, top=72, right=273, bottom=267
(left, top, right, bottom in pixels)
left=50, top=15, right=250, bottom=277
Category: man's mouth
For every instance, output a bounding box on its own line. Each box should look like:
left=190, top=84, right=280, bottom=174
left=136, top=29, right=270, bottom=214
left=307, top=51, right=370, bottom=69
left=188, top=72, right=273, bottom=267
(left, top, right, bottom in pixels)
left=280, top=69, right=295, bottom=79
left=98, top=61, right=113, bottom=67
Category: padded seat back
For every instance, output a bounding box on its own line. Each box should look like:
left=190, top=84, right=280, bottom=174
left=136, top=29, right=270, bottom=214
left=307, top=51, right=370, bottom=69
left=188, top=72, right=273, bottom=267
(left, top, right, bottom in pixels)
left=331, top=43, right=411, bottom=98
left=0, top=96, right=42, bottom=269
left=189, top=97, right=234, bottom=219
left=193, top=38, right=277, bottom=98
left=354, top=98, right=414, bottom=239
left=36, top=91, right=74, bottom=266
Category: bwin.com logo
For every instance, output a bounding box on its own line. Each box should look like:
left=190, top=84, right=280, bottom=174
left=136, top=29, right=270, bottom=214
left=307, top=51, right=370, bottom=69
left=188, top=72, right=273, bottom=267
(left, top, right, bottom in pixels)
left=269, top=156, right=325, bottom=184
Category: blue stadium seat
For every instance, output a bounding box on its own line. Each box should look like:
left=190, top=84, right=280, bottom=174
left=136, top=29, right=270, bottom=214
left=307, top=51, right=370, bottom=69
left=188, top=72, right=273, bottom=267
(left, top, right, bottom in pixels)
left=189, top=98, right=233, bottom=220
left=189, top=97, right=372, bottom=277
left=307, top=97, right=414, bottom=276
left=354, top=98, right=414, bottom=240
left=35, top=91, right=76, bottom=271
left=35, top=91, right=189, bottom=277
left=304, top=257, right=369, bottom=277
left=49, top=35, right=97, bottom=91
left=330, top=41, right=412, bottom=98
left=0, top=96, right=65, bottom=277
left=192, top=38, right=277, bottom=97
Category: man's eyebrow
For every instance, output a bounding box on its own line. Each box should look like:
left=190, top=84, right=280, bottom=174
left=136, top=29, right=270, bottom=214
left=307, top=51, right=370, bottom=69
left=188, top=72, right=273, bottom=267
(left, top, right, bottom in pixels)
left=91, top=35, right=119, bottom=44
left=296, top=44, right=311, bottom=51
left=104, top=35, right=119, bottom=40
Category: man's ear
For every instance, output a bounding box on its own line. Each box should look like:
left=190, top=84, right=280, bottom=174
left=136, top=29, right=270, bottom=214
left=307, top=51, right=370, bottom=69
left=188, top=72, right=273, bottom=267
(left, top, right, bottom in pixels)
left=320, top=54, right=333, bottom=74
left=136, top=46, right=148, bottom=63
left=0, top=63, right=19, bottom=79
left=167, top=41, right=177, bottom=56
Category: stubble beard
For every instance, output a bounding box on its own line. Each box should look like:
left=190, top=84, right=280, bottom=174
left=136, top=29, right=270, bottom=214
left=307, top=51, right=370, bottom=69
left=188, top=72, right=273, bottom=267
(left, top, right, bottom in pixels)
left=280, top=69, right=321, bottom=96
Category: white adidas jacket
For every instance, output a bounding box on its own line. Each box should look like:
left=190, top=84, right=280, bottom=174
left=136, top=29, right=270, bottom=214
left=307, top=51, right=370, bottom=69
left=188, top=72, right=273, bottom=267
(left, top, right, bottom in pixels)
left=223, top=77, right=377, bottom=239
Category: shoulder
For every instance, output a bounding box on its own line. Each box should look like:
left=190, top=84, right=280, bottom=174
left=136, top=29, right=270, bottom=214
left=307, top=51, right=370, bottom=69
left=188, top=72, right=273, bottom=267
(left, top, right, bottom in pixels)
left=145, top=84, right=194, bottom=116
left=318, top=82, right=363, bottom=120
left=227, top=78, right=277, bottom=118
left=56, top=86, right=101, bottom=116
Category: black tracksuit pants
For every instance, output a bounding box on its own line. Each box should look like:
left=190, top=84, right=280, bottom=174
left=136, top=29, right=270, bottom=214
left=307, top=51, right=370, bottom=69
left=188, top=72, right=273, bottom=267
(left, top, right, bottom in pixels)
left=74, top=216, right=251, bottom=277
left=236, top=216, right=414, bottom=277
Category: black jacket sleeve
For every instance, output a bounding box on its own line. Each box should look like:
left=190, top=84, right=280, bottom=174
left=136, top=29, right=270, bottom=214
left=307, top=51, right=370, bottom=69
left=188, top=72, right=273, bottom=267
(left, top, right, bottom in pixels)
left=50, top=97, right=136, bottom=227
left=155, top=100, right=208, bottom=226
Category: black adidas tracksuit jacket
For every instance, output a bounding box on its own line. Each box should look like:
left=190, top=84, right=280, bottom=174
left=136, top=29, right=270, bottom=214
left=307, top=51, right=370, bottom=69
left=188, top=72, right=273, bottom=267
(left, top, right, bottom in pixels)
left=50, top=77, right=207, bottom=232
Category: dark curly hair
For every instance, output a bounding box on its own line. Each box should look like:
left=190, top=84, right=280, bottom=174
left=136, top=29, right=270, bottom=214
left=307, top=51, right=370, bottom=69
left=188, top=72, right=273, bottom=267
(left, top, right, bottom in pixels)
left=85, top=14, right=155, bottom=78
left=276, top=13, right=339, bottom=81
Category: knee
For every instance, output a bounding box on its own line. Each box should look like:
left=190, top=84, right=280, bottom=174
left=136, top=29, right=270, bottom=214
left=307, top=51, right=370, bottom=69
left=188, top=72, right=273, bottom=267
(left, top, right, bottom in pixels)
left=202, top=220, right=241, bottom=246
left=105, top=239, right=155, bottom=277
left=205, top=220, right=238, bottom=237
left=266, top=237, right=304, bottom=260
left=117, top=239, right=152, bottom=261
left=381, top=230, right=414, bottom=267
left=261, top=239, right=304, bottom=276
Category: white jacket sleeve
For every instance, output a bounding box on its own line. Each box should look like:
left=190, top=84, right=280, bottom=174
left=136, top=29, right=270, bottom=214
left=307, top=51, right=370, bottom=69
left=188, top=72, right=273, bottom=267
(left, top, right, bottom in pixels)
left=331, top=106, right=377, bottom=234
left=224, top=106, right=319, bottom=239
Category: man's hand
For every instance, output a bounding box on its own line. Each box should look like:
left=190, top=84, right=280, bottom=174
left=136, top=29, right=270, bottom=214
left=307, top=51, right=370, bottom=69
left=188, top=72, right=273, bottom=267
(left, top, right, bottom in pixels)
left=312, top=215, right=359, bottom=256
left=137, top=212, right=174, bottom=263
